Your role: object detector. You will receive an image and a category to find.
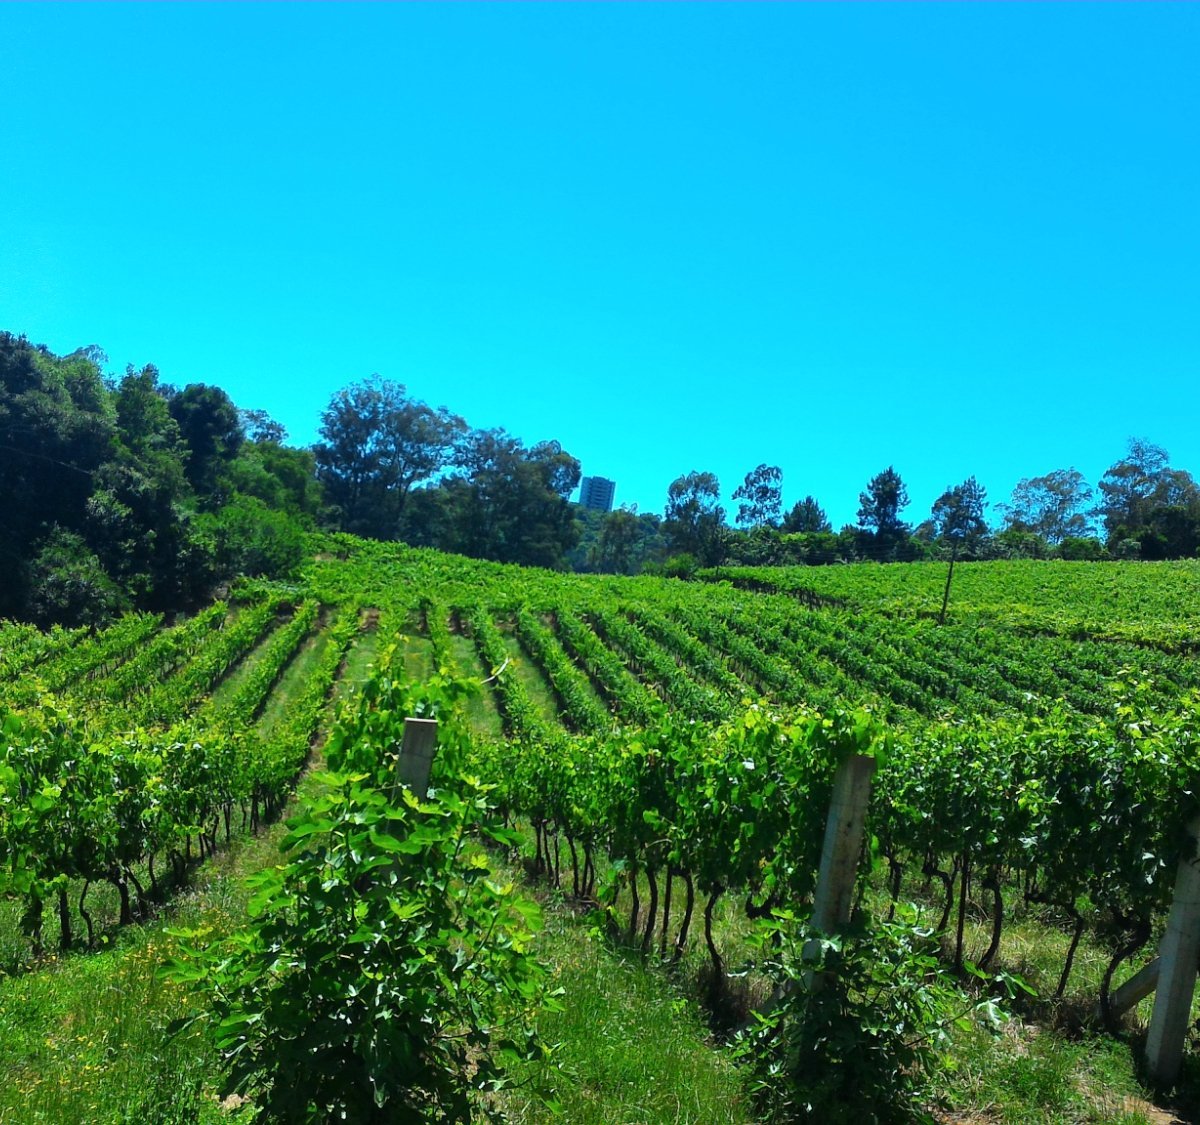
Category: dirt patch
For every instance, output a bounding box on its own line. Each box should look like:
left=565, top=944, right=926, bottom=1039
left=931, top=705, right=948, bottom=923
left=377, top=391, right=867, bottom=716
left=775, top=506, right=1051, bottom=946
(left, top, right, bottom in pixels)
left=1112, top=1098, right=1189, bottom=1125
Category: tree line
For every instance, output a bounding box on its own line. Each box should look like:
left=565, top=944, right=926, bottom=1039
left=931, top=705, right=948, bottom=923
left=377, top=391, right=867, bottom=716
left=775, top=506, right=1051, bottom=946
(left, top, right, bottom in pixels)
left=641, top=444, right=1200, bottom=576
left=0, top=332, right=321, bottom=627
left=0, top=334, right=586, bottom=625
left=314, top=378, right=1200, bottom=575
left=3, top=329, right=1198, bottom=626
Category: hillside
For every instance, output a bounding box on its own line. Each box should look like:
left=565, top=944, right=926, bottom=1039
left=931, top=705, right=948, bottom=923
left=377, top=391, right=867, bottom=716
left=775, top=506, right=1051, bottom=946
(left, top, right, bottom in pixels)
left=1, top=543, right=1197, bottom=1122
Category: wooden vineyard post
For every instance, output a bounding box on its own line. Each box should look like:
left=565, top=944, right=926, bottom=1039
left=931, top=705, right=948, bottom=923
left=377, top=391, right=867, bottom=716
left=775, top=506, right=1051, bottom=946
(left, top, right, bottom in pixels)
left=802, top=752, right=876, bottom=989
left=1098, top=957, right=1160, bottom=1024
left=395, top=718, right=439, bottom=800
left=1145, top=814, right=1200, bottom=1085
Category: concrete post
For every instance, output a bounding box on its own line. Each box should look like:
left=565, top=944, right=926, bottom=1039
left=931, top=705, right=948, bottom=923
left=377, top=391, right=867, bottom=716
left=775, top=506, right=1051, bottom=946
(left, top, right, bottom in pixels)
left=803, top=753, right=876, bottom=984
left=1145, top=815, right=1200, bottom=1085
left=395, top=717, right=439, bottom=799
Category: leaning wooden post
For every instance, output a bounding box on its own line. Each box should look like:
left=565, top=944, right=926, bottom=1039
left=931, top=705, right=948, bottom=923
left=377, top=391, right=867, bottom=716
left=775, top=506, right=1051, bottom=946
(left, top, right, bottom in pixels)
left=803, top=752, right=876, bottom=985
left=1145, top=814, right=1200, bottom=1085
left=1097, top=957, right=1160, bottom=1025
left=938, top=541, right=959, bottom=626
left=395, top=717, right=439, bottom=799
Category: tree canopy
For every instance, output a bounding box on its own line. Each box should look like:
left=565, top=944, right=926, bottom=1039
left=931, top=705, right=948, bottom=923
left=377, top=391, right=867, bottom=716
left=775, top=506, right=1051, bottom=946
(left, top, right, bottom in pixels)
left=733, top=464, right=783, bottom=529
left=1095, top=439, right=1200, bottom=557
left=664, top=471, right=726, bottom=566
left=437, top=429, right=582, bottom=569
left=930, top=476, right=988, bottom=554
left=0, top=333, right=315, bottom=625
left=315, top=377, right=465, bottom=540
left=856, top=467, right=911, bottom=558
left=997, top=468, right=1094, bottom=545
left=782, top=495, right=832, bottom=534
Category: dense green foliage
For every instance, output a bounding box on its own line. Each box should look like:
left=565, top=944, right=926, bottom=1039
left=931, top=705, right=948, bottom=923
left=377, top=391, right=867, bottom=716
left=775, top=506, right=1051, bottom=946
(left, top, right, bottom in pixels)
left=0, top=333, right=315, bottom=626
left=736, top=911, right=1004, bottom=1124
left=0, top=587, right=350, bottom=956
left=169, top=776, right=552, bottom=1123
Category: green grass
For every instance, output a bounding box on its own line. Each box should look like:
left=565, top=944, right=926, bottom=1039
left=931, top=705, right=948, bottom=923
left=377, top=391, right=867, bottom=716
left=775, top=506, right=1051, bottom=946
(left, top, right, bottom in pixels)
left=202, top=611, right=291, bottom=714
left=493, top=877, right=754, bottom=1125
left=402, top=633, right=433, bottom=682
left=939, top=1020, right=1178, bottom=1124
left=256, top=616, right=337, bottom=735
left=497, top=627, right=563, bottom=727
left=0, top=795, right=289, bottom=1124
left=504, top=819, right=1198, bottom=1125
left=331, top=612, right=382, bottom=701
left=447, top=631, right=504, bottom=738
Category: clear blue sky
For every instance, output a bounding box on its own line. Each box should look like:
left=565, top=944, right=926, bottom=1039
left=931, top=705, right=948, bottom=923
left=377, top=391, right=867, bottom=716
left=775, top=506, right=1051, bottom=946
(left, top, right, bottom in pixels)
left=3, top=4, right=1197, bottom=530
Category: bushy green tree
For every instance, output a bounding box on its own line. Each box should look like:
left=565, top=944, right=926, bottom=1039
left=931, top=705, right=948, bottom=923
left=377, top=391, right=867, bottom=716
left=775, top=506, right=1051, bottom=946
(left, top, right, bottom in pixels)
left=930, top=476, right=989, bottom=555
left=26, top=527, right=127, bottom=627
left=202, top=495, right=309, bottom=579
left=782, top=495, right=832, bottom=534
left=315, top=377, right=465, bottom=539
left=856, top=467, right=911, bottom=559
left=664, top=470, right=726, bottom=566
left=94, top=365, right=201, bottom=608
left=1094, top=439, right=1200, bottom=558
left=168, top=382, right=244, bottom=500
left=593, top=506, right=641, bottom=574
left=1058, top=536, right=1107, bottom=561
left=997, top=468, right=1094, bottom=545
left=228, top=436, right=325, bottom=523
left=0, top=332, right=335, bottom=623
left=0, top=334, right=115, bottom=617
left=437, top=429, right=582, bottom=569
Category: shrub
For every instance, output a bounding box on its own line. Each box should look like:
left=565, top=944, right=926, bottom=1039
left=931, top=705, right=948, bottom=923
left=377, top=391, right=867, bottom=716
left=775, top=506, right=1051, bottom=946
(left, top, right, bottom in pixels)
left=163, top=773, right=555, bottom=1122
left=1057, top=536, right=1107, bottom=561
left=736, top=910, right=1008, bottom=1123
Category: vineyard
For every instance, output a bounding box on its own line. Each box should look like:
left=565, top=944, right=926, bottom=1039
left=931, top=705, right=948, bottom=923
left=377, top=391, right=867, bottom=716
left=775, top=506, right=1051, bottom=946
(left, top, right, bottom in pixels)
left=2, top=539, right=1199, bottom=1122
left=700, top=559, right=1200, bottom=649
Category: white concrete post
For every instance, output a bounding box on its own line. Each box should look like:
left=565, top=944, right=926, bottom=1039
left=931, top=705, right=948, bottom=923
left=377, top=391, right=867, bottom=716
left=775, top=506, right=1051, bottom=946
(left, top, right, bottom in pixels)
left=803, top=753, right=876, bottom=983
left=1145, top=815, right=1200, bottom=1085
left=811, top=754, right=877, bottom=932
left=757, top=752, right=875, bottom=1014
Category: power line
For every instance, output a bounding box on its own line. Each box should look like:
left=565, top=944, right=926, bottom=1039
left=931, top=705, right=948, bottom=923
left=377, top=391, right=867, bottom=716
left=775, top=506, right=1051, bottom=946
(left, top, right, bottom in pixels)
left=0, top=442, right=98, bottom=478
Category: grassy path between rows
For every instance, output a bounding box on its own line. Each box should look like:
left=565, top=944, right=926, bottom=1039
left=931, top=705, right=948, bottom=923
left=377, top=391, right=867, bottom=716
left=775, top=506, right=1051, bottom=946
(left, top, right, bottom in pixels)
left=448, top=630, right=504, bottom=737
left=498, top=895, right=753, bottom=1124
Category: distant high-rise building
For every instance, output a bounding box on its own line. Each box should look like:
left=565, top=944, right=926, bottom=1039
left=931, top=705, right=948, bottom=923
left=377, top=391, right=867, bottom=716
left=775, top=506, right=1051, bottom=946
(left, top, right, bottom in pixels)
left=578, top=475, right=616, bottom=512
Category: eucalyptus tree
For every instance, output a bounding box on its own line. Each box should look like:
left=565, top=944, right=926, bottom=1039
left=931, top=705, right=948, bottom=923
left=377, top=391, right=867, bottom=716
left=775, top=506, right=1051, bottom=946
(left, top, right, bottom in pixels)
left=315, top=377, right=465, bottom=539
